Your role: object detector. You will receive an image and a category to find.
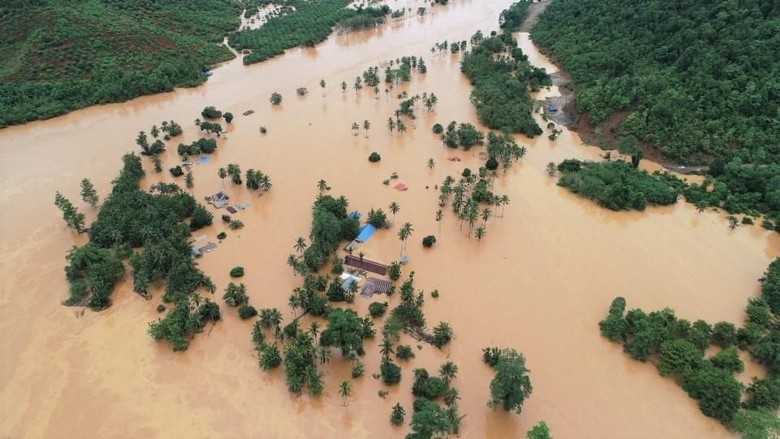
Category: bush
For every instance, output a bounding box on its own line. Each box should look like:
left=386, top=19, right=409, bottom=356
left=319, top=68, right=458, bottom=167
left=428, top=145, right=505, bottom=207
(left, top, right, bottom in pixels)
left=217, top=232, right=227, bottom=240
left=221, top=214, right=231, bottom=223
left=422, top=235, right=437, bottom=248
left=169, top=166, right=184, bottom=177
left=381, top=360, right=402, bottom=385
left=388, top=262, right=401, bottom=281
left=259, top=344, right=282, bottom=370
left=432, top=123, right=444, bottom=134
left=369, top=302, right=388, bottom=318
left=201, top=106, right=222, bottom=119
left=270, top=92, right=282, bottom=105
left=189, top=206, right=213, bottom=230
left=396, top=345, right=415, bottom=360
left=229, top=219, right=244, bottom=230
left=230, top=266, right=245, bottom=278
left=156, top=304, right=166, bottom=313
left=223, top=112, right=234, bottom=123
left=238, top=304, right=258, bottom=320
left=369, top=152, right=381, bottom=162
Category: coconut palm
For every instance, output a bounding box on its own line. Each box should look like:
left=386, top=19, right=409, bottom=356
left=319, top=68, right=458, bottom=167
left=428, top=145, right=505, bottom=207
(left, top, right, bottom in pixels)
left=439, top=361, right=458, bottom=385
left=363, top=120, right=371, bottom=138
left=309, top=321, right=320, bottom=339
left=319, top=346, right=331, bottom=364
left=218, top=167, right=227, bottom=189
left=319, top=79, right=326, bottom=96
left=317, top=179, right=329, bottom=192
left=227, top=163, right=242, bottom=185
left=398, top=222, right=413, bottom=255
left=351, top=122, right=360, bottom=136
left=389, top=201, right=400, bottom=226
left=258, top=173, right=272, bottom=192
left=481, top=207, right=492, bottom=224
left=387, top=117, right=396, bottom=133
left=397, top=120, right=407, bottom=133
left=294, top=237, right=307, bottom=253
left=435, top=209, right=443, bottom=233
left=427, top=158, right=435, bottom=169
left=339, top=380, right=352, bottom=408
left=475, top=226, right=486, bottom=241
left=380, top=337, right=394, bottom=361
left=287, top=254, right=299, bottom=275
left=500, top=195, right=510, bottom=217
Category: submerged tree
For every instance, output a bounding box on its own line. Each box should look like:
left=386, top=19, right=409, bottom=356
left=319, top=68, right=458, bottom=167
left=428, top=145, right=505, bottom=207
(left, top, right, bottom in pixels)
left=80, top=178, right=99, bottom=207
left=487, top=348, right=533, bottom=414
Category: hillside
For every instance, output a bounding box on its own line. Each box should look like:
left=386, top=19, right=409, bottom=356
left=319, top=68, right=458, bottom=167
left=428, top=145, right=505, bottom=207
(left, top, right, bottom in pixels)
left=532, top=0, right=780, bottom=165
left=0, top=0, right=242, bottom=127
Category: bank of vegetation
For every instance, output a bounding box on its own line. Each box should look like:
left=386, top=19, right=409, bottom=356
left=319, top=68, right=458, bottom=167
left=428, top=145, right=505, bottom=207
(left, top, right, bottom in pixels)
left=0, top=0, right=241, bottom=127
left=532, top=0, right=780, bottom=230
left=599, top=257, right=780, bottom=436
left=229, top=1, right=389, bottom=65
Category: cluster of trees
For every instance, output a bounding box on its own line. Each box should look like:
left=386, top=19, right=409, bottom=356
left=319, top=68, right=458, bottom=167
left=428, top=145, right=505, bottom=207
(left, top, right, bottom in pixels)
left=56, top=152, right=218, bottom=349
left=683, top=161, right=780, bottom=233
left=177, top=138, right=217, bottom=156
left=461, top=30, right=550, bottom=136
left=599, top=257, right=780, bottom=432
left=229, top=0, right=359, bottom=65
left=486, top=131, right=527, bottom=172
left=245, top=169, right=272, bottom=193
left=441, top=121, right=484, bottom=150
left=556, top=159, right=681, bottom=211
left=482, top=347, right=533, bottom=414
left=223, top=282, right=258, bottom=319
left=54, top=191, right=86, bottom=233
left=498, top=1, right=530, bottom=32
left=298, top=195, right=359, bottom=272
left=335, top=5, right=390, bottom=31
left=405, top=364, right=465, bottom=436
left=1, top=0, right=239, bottom=127
left=437, top=171, right=510, bottom=240
left=533, top=0, right=780, bottom=165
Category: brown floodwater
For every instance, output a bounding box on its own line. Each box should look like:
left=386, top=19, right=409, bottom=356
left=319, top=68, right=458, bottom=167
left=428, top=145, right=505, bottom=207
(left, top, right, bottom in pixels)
left=1, top=1, right=778, bottom=437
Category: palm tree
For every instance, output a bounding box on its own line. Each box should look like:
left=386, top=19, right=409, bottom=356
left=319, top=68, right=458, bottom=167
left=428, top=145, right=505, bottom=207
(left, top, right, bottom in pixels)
left=427, top=158, right=435, bottom=169
left=363, top=120, right=371, bottom=138
left=294, top=237, right=307, bottom=253
left=258, top=173, right=272, bottom=192
left=389, top=201, right=400, bottom=226
left=351, top=122, right=360, bottom=136
left=481, top=207, right=492, bottom=224
left=341, top=81, right=347, bottom=92
left=387, top=117, right=395, bottom=133
left=380, top=337, right=394, bottom=361
left=339, top=380, right=352, bottom=408
left=218, top=167, right=227, bottom=189
left=317, top=179, right=328, bottom=192
left=309, top=321, right=320, bottom=339
left=475, top=226, right=486, bottom=241
left=499, top=195, right=510, bottom=217
left=398, top=222, right=413, bottom=256
left=439, top=361, right=458, bottom=385
left=435, top=209, right=443, bottom=233
left=287, top=254, right=299, bottom=275
left=319, top=346, right=331, bottom=364
left=397, top=120, right=407, bottom=133
left=319, top=79, right=326, bottom=96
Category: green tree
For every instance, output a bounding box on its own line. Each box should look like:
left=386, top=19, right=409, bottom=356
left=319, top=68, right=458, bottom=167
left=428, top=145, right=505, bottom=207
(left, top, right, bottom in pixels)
left=218, top=167, right=227, bottom=189
left=527, top=422, right=552, bottom=439
left=439, top=361, right=458, bottom=385
left=80, top=178, right=99, bottom=207
left=390, top=403, right=406, bottom=426
left=319, top=308, right=365, bottom=358
left=270, top=92, right=282, bottom=105
left=488, top=348, right=533, bottom=414
left=294, top=237, right=307, bottom=253
left=432, top=321, right=453, bottom=348
left=339, top=380, right=352, bottom=408
left=389, top=201, right=400, bottom=226
left=363, top=119, right=371, bottom=137
left=398, top=222, right=413, bottom=256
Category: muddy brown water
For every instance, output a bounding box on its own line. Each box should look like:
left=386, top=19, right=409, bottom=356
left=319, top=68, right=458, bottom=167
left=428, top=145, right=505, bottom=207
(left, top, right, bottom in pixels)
left=1, top=1, right=778, bottom=437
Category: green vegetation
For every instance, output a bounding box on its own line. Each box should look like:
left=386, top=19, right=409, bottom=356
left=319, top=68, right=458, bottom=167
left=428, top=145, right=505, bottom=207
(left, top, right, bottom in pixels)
left=533, top=0, right=780, bottom=164
left=177, top=138, right=218, bottom=156
left=533, top=0, right=780, bottom=230
left=600, top=258, right=780, bottom=428
left=1, top=0, right=239, bottom=127
left=368, top=152, right=381, bottom=163
left=484, top=348, right=533, bottom=414
left=557, top=159, right=681, bottom=211
left=54, top=192, right=86, bottom=233
left=390, top=403, right=406, bottom=426
left=300, top=195, right=359, bottom=272
left=461, top=29, right=550, bottom=136
left=498, top=1, right=530, bottom=32
left=422, top=235, right=436, bottom=248
left=229, top=1, right=388, bottom=65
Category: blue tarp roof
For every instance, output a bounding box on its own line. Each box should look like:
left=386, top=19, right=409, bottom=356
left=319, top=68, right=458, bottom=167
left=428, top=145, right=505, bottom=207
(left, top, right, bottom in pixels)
left=355, top=224, right=377, bottom=242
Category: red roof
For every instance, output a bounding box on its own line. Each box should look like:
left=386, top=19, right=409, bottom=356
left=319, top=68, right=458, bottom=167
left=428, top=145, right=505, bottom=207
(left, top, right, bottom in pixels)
left=393, top=182, right=408, bottom=191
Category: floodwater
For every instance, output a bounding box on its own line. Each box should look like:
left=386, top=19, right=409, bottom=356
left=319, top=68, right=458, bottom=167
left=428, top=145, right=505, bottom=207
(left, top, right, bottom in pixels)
left=1, top=1, right=778, bottom=437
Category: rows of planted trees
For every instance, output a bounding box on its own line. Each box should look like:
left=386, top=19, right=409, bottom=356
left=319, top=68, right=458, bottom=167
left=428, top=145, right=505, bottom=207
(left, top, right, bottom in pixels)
left=599, top=257, right=780, bottom=436
left=229, top=1, right=389, bottom=65
left=0, top=0, right=241, bottom=127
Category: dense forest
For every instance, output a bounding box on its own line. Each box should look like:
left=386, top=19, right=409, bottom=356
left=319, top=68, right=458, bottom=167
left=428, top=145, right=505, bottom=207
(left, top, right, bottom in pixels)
left=534, top=0, right=780, bottom=231
left=533, top=0, right=780, bottom=165
left=600, top=257, right=780, bottom=436
left=0, top=0, right=242, bottom=127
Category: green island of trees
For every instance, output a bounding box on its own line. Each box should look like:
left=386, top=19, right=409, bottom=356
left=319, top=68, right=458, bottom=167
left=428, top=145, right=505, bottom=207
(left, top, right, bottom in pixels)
left=461, top=23, right=550, bottom=136
left=532, top=0, right=780, bottom=231
left=0, top=0, right=241, bottom=127
left=599, top=257, right=780, bottom=434
left=58, top=153, right=218, bottom=350
left=556, top=159, right=681, bottom=211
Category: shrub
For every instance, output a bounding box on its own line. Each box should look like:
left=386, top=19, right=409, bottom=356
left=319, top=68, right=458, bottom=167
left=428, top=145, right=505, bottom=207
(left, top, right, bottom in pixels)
left=270, top=92, right=282, bottom=105
left=223, top=112, right=234, bottom=123
left=259, top=344, right=282, bottom=370
left=259, top=126, right=268, bottom=134
left=238, top=304, right=258, bottom=320
left=390, top=403, right=406, bottom=426
left=369, top=152, right=381, bottom=162
left=381, top=360, right=402, bottom=385
left=432, top=123, right=444, bottom=134
left=396, top=345, right=415, bottom=360
left=221, top=214, right=231, bottom=223
left=422, top=235, right=437, bottom=248
left=217, top=232, right=227, bottom=240
left=388, top=262, right=401, bottom=281
left=230, top=266, right=245, bottom=278
left=369, top=302, right=388, bottom=317
left=169, top=166, right=184, bottom=177
left=156, top=304, right=166, bottom=313
left=201, top=106, right=222, bottom=119
left=229, top=219, right=244, bottom=230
